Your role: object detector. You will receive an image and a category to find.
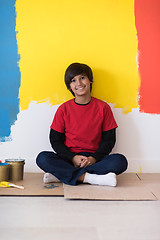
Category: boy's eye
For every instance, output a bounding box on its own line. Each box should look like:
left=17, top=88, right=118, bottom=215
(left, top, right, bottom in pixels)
left=81, top=75, right=87, bottom=80
left=71, top=79, right=76, bottom=83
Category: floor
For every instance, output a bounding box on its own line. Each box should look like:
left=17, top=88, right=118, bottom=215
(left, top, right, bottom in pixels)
left=1, top=197, right=160, bottom=240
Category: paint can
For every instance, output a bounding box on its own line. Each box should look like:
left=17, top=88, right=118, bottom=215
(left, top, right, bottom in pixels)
left=0, top=163, right=10, bottom=181
left=5, top=159, right=25, bottom=181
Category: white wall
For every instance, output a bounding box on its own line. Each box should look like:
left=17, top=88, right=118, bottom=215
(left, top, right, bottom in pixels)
left=0, top=101, right=160, bottom=173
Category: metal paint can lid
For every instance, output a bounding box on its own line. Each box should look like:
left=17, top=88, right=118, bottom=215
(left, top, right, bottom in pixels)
left=5, top=159, right=25, bottom=162
left=5, top=159, right=25, bottom=165
left=0, top=162, right=10, bottom=168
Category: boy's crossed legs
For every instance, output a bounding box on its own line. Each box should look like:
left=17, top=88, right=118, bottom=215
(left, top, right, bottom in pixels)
left=36, top=151, right=128, bottom=187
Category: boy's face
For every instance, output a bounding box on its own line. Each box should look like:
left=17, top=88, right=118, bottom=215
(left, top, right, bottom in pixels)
left=70, top=74, right=92, bottom=98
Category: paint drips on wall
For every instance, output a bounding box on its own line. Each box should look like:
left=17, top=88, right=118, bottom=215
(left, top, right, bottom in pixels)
left=0, top=0, right=20, bottom=141
left=135, top=0, right=160, bottom=114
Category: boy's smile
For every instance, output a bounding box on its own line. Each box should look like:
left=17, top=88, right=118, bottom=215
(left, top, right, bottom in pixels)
left=70, top=74, right=92, bottom=99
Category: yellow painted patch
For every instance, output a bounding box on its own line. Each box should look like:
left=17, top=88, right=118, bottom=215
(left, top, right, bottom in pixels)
left=139, top=166, right=143, bottom=173
left=16, top=0, right=140, bottom=113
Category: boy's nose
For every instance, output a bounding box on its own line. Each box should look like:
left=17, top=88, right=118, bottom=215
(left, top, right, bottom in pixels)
left=76, top=79, right=81, bottom=85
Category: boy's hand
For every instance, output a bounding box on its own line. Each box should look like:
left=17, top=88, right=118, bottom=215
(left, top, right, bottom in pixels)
left=80, top=156, right=96, bottom=168
left=72, top=155, right=88, bottom=168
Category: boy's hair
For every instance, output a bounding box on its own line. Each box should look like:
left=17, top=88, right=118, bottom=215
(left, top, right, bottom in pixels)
left=64, top=62, right=93, bottom=96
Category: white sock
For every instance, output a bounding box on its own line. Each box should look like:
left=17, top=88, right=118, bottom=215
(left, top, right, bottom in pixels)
left=43, top=173, right=60, bottom=183
left=83, top=172, right=117, bottom=187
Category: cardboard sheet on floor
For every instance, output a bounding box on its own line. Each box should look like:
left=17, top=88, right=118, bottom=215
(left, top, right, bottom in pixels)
left=0, top=173, right=64, bottom=196
left=137, top=173, right=160, bottom=200
left=63, top=173, right=157, bottom=200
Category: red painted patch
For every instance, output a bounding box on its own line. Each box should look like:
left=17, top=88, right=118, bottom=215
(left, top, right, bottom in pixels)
left=135, top=0, right=160, bottom=114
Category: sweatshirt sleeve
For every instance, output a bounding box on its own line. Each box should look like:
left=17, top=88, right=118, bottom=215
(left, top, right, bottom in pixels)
left=49, top=128, right=76, bottom=161
left=90, top=128, right=116, bottom=161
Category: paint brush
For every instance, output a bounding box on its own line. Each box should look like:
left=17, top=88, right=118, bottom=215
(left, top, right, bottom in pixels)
left=0, top=181, right=24, bottom=189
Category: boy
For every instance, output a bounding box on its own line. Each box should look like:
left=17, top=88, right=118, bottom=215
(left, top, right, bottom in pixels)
left=36, top=63, right=128, bottom=186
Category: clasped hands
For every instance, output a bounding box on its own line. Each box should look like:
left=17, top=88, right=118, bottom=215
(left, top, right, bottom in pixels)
left=72, top=155, right=96, bottom=168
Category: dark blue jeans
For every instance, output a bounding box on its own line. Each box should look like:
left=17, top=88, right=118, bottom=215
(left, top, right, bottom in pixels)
left=36, top=151, right=128, bottom=185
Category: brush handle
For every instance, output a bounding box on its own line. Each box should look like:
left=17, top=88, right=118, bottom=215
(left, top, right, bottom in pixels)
left=9, top=184, right=24, bottom=189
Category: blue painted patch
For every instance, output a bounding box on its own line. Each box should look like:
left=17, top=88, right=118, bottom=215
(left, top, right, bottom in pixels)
left=0, top=0, right=20, bottom=141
